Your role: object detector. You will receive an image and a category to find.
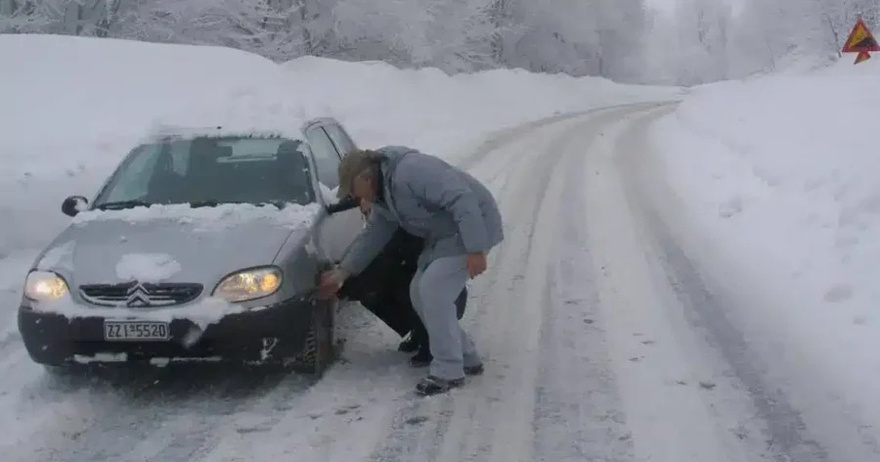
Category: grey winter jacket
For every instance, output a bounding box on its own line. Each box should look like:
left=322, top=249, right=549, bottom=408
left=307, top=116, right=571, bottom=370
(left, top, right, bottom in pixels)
left=339, top=146, right=504, bottom=275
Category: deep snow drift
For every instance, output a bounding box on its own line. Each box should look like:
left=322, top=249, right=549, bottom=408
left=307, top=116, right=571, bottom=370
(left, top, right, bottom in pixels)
left=651, top=56, right=880, bottom=454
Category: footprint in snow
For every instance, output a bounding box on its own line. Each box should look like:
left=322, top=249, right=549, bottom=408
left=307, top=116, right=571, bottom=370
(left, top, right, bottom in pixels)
left=405, top=416, right=429, bottom=426
left=334, top=404, right=361, bottom=415
left=824, top=283, right=853, bottom=303
left=237, top=425, right=273, bottom=434
left=718, top=197, right=744, bottom=218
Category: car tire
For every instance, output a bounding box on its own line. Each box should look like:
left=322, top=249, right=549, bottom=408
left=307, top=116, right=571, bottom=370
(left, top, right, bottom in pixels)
left=290, top=299, right=336, bottom=376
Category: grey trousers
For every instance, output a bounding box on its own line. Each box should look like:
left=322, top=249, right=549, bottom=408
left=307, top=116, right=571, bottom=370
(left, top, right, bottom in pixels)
left=409, top=254, right=482, bottom=380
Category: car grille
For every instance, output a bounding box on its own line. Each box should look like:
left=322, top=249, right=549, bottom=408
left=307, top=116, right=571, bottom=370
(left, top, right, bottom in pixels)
left=79, top=282, right=203, bottom=307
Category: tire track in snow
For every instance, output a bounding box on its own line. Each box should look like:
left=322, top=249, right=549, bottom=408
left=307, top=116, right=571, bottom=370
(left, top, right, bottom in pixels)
left=615, top=104, right=832, bottom=462
left=365, top=114, right=595, bottom=462
left=456, top=101, right=676, bottom=172
left=529, top=128, right=633, bottom=461
left=27, top=365, right=304, bottom=462
left=367, top=105, right=654, bottom=462
left=134, top=370, right=315, bottom=462
left=578, top=105, right=769, bottom=462
left=457, top=106, right=651, bottom=462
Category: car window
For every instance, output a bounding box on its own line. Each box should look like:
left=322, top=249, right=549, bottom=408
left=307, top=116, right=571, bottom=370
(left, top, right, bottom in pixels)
left=93, top=136, right=316, bottom=208
left=101, top=144, right=162, bottom=203
left=323, top=123, right=357, bottom=157
left=168, top=140, right=191, bottom=175
left=306, top=126, right=341, bottom=190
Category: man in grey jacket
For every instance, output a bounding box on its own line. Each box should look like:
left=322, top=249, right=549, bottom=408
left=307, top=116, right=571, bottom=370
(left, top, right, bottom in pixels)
left=318, top=146, right=504, bottom=396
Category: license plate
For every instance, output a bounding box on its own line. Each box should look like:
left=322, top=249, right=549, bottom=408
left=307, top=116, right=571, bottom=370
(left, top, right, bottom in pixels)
left=104, top=321, right=170, bottom=341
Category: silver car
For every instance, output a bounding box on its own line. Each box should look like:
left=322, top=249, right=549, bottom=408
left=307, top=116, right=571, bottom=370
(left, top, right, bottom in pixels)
left=17, top=118, right=366, bottom=375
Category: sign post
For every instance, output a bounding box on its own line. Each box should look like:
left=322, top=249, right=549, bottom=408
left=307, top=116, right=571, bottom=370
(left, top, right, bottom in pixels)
left=842, top=16, right=880, bottom=64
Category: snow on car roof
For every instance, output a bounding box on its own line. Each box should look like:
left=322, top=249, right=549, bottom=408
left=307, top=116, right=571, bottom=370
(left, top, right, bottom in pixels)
left=140, top=124, right=302, bottom=145
left=139, top=88, right=315, bottom=144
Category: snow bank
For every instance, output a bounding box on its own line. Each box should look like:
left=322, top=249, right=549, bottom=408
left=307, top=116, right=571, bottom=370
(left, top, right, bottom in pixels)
left=651, top=55, right=880, bottom=434
left=0, top=34, right=290, bottom=252
left=281, top=57, right=680, bottom=157
left=1, top=34, right=677, bottom=256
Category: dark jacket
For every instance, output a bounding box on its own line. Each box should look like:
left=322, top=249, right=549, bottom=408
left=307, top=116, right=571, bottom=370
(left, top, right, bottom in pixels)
left=329, top=196, right=467, bottom=342
left=329, top=197, right=423, bottom=303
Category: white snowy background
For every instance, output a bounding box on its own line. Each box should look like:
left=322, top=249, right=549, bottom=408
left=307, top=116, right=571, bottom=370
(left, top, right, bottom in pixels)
left=2, top=0, right=880, bottom=460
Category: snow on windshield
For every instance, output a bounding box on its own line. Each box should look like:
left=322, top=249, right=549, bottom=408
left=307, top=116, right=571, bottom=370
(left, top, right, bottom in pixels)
left=72, top=202, right=324, bottom=233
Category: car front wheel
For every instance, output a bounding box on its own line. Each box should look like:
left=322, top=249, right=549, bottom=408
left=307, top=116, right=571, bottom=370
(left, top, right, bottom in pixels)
left=290, top=299, right=336, bottom=376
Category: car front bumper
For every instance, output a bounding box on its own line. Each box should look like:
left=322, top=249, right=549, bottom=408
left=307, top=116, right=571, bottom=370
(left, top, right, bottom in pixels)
left=17, top=295, right=316, bottom=366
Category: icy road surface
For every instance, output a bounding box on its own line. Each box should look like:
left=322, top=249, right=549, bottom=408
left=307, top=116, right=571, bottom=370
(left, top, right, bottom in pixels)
left=3, top=102, right=872, bottom=462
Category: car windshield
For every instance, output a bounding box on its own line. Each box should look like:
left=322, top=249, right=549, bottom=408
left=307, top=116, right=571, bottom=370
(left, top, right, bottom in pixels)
left=92, top=136, right=315, bottom=209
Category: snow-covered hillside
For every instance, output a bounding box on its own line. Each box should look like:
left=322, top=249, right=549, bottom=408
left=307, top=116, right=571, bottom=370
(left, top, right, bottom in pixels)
left=0, top=34, right=676, bottom=254
left=650, top=55, right=880, bottom=452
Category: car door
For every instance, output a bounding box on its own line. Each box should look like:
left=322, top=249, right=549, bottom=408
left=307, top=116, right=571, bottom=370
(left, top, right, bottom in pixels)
left=322, top=122, right=357, bottom=158
left=302, top=119, right=364, bottom=263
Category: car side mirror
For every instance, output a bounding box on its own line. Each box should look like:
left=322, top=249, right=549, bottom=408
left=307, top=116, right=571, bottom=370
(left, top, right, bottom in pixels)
left=62, top=195, right=88, bottom=217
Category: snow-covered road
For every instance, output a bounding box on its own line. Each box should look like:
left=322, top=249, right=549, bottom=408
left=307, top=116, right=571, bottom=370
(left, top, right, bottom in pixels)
left=5, top=101, right=869, bottom=462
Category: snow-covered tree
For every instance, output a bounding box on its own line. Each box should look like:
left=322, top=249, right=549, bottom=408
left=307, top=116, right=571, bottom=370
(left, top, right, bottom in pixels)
left=16, top=0, right=874, bottom=85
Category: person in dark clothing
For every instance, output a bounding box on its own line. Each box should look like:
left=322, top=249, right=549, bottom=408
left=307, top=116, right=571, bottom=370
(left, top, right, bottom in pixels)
left=328, top=195, right=468, bottom=367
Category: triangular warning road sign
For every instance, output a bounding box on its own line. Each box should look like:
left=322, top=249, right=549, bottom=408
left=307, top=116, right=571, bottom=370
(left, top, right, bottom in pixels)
left=842, top=17, right=880, bottom=53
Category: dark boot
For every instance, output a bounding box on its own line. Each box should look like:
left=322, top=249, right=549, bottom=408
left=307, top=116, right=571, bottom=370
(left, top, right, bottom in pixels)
left=409, top=347, right=432, bottom=367
left=464, top=363, right=484, bottom=375
left=416, top=375, right=464, bottom=396
left=398, top=331, right=419, bottom=352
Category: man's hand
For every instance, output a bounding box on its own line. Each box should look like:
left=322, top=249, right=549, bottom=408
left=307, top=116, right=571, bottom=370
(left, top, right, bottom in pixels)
left=466, top=251, right=488, bottom=279
left=359, top=198, right=372, bottom=216
left=317, top=268, right=349, bottom=300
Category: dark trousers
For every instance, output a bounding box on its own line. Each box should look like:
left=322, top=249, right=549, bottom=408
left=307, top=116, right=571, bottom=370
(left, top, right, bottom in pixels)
left=337, top=230, right=468, bottom=354
left=338, top=252, right=413, bottom=338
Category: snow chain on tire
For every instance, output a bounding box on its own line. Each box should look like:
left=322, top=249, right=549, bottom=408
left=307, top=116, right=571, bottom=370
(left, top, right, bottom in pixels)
left=290, top=301, right=333, bottom=376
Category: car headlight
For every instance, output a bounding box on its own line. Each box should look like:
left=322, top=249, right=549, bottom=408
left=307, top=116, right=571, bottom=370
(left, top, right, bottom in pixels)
left=213, top=267, right=282, bottom=303
left=24, top=271, right=69, bottom=301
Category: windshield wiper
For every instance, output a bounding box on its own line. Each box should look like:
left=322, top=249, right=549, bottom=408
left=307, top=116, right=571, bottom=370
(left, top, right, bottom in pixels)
left=189, top=200, right=220, bottom=208
left=188, top=200, right=287, bottom=209
left=95, top=200, right=152, bottom=210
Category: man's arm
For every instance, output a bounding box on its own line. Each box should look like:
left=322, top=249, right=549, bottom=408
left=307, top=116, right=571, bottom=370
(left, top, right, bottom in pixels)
left=400, top=156, right=489, bottom=253
left=338, top=206, right=398, bottom=276
left=325, top=195, right=359, bottom=215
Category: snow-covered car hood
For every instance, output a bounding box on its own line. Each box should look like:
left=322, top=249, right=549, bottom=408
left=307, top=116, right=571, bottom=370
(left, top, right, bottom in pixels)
left=33, top=203, right=322, bottom=289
